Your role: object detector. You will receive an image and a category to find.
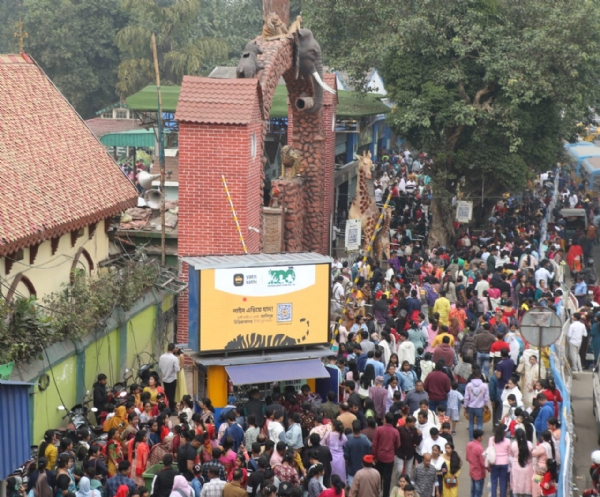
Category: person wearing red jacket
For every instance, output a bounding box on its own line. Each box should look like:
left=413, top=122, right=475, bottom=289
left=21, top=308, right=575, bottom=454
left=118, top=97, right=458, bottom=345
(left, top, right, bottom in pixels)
left=423, top=361, right=451, bottom=412
left=372, top=412, right=401, bottom=497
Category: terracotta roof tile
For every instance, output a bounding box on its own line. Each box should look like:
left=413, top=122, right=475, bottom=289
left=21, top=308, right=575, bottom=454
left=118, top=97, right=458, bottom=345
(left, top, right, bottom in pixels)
left=150, top=156, right=179, bottom=182
left=0, top=53, right=138, bottom=255
left=175, top=76, right=264, bottom=124
left=85, top=117, right=140, bottom=139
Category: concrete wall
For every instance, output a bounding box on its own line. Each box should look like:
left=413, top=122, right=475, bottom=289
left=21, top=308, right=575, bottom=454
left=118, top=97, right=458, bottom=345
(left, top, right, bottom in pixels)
left=10, top=289, right=176, bottom=443
left=1, top=220, right=109, bottom=300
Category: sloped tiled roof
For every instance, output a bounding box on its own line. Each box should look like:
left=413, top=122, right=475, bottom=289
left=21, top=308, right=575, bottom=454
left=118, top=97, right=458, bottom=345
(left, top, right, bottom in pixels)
left=0, top=53, right=138, bottom=256
left=85, top=117, right=140, bottom=139
left=175, top=76, right=264, bottom=125
left=151, top=156, right=179, bottom=182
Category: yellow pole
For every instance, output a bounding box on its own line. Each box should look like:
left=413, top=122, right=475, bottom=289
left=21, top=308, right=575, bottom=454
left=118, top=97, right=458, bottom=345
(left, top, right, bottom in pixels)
left=221, top=175, right=248, bottom=254
left=331, top=189, right=393, bottom=345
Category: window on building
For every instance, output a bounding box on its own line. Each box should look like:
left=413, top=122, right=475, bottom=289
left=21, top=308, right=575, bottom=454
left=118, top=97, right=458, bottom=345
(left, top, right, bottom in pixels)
left=101, top=112, right=112, bottom=119
left=251, top=133, right=257, bottom=158
left=115, top=110, right=128, bottom=119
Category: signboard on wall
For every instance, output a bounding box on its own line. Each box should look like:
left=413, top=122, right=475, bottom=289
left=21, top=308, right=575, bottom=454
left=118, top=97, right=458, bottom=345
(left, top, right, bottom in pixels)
left=455, top=201, right=473, bottom=223
left=345, top=219, right=361, bottom=251
left=197, top=263, right=330, bottom=353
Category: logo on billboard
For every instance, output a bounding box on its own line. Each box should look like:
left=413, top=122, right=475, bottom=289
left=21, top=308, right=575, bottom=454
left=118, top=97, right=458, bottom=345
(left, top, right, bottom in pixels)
left=267, top=267, right=296, bottom=286
left=233, top=274, right=244, bottom=286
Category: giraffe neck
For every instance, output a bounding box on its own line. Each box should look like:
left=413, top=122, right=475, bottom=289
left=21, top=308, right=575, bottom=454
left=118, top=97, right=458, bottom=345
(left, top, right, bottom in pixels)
left=353, top=167, right=370, bottom=213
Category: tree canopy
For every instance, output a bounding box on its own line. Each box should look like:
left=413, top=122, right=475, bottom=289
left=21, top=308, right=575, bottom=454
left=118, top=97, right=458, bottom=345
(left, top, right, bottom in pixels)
left=306, top=0, right=600, bottom=243
left=22, top=0, right=128, bottom=119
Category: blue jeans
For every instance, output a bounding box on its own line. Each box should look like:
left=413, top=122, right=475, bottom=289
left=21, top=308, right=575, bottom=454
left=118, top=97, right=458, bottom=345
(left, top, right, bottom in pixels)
left=467, top=406, right=483, bottom=441
left=490, top=464, right=509, bottom=497
left=429, top=399, right=446, bottom=412
left=477, top=352, right=489, bottom=376
left=471, top=478, right=485, bottom=497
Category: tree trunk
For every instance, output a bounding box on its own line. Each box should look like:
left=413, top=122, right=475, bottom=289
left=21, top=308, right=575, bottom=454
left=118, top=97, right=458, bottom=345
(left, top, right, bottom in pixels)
left=263, top=0, right=289, bottom=25
left=428, top=183, right=457, bottom=248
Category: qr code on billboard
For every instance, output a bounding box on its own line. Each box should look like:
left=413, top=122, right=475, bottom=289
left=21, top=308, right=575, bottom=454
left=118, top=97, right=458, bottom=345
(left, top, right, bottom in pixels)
left=277, top=303, right=292, bottom=323
left=348, top=226, right=358, bottom=245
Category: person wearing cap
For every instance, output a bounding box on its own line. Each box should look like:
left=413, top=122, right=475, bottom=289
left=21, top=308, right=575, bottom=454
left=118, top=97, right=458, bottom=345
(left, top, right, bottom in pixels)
left=368, top=376, right=387, bottom=423
left=348, top=455, right=381, bottom=497
left=152, top=454, right=178, bottom=497
left=372, top=412, right=401, bottom=497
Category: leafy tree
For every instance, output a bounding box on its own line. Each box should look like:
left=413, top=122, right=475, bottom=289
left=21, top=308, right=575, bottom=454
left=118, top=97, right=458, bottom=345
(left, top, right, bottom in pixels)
left=0, top=0, right=21, bottom=54
left=306, top=0, right=600, bottom=244
left=115, top=0, right=229, bottom=97
left=23, top=0, right=128, bottom=118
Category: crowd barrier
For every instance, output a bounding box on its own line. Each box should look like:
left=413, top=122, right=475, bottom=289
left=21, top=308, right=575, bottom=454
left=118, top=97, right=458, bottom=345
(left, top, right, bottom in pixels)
left=545, top=170, right=574, bottom=497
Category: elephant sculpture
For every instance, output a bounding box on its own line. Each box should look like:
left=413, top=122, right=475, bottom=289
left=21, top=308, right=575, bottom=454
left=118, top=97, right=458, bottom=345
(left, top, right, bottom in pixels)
left=236, top=40, right=264, bottom=79
left=295, top=28, right=336, bottom=114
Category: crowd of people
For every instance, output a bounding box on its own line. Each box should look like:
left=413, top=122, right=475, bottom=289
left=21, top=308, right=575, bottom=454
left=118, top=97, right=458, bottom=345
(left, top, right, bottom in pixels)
left=9, top=150, right=598, bottom=497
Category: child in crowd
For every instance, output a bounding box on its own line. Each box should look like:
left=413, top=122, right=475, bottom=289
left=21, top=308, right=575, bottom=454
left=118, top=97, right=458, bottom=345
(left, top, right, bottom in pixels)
left=436, top=404, right=450, bottom=428
left=445, top=381, right=464, bottom=435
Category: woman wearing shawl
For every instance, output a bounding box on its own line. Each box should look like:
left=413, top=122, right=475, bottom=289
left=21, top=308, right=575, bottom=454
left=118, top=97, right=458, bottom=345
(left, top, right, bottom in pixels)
left=75, top=477, right=101, bottom=497
left=32, top=473, right=53, bottom=497
left=103, top=406, right=129, bottom=433
left=567, top=242, right=584, bottom=273
left=127, top=430, right=150, bottom=486
left=169, top=476, right=192, bottom=497
left=147, top=434, right=174, bottom=467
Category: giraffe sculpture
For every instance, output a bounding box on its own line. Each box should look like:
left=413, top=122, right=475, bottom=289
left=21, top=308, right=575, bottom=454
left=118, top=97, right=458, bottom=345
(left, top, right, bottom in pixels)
left=373, top=205, right=392, bottom=261
left=348, top=150, right=380, bottom=252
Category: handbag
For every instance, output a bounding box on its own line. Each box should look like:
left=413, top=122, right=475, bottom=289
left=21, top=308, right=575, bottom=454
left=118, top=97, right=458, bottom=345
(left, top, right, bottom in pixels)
left=483, top=405, right=492, bottom=423
left=445, top=476, right=458, bottom=488
left=485, top=444, right=497, bottom=467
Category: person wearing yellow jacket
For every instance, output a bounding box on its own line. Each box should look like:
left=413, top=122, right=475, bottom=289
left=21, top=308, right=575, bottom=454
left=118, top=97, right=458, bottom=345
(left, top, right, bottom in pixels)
left=432, top=290, right=451, bottom=326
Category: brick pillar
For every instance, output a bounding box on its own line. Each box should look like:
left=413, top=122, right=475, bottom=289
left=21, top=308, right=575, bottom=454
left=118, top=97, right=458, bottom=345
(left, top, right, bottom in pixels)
left=176, top=77, right=265, bottom=344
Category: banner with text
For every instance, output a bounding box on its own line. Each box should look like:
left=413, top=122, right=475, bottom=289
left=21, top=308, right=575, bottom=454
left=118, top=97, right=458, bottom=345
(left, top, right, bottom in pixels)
left=198, top=263, right=330, bottom=353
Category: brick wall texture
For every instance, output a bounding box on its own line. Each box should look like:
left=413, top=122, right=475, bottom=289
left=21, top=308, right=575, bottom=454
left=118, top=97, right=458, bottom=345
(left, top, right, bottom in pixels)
left=176, top=34, right=337, bottom=343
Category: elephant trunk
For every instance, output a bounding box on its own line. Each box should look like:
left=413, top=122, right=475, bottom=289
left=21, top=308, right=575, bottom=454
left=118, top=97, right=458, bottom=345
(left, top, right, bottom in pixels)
left=296, top=60, right=324, bottom=114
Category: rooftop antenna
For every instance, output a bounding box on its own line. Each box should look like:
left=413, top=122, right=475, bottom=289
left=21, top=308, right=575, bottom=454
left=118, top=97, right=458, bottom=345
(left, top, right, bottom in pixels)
left=14, top=6, right=28, bottom=53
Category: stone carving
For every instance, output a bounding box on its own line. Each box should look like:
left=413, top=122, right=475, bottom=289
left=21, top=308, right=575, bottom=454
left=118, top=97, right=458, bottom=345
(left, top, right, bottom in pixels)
left=373, top=205, right=392, bottom=261
left=262, top=12, right=289, bottom=39
left=294, top=28, right=336, bottom=114
left=279, top=144, right=302, bottom=179
left=348, top=150, right=379, bottom=252
left=236, top=40, right=264, bottom=78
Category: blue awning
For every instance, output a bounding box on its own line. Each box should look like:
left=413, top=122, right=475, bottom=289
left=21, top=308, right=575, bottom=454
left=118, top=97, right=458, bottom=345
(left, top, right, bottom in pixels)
left=225, top=359, right=330, bottom=385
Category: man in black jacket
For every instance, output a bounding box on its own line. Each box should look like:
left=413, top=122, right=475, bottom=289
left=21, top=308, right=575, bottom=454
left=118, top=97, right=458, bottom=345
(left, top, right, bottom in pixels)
left=151, top=454, right=178, bottom=497
left=303, top=433, right=333, bottom=487
left=395, top=416, right=422, bottom=478
left=92, top=374, right=108, bottom=424
left=244, top=389, right=266, bottom=431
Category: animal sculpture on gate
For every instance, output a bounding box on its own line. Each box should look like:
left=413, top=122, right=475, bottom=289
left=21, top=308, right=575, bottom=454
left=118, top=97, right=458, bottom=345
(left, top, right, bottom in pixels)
left=279, top=145, right=303, bottom=179
left=373, top=205, right=392, bottom=261
left=348, top=150, right=380, bottom=252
